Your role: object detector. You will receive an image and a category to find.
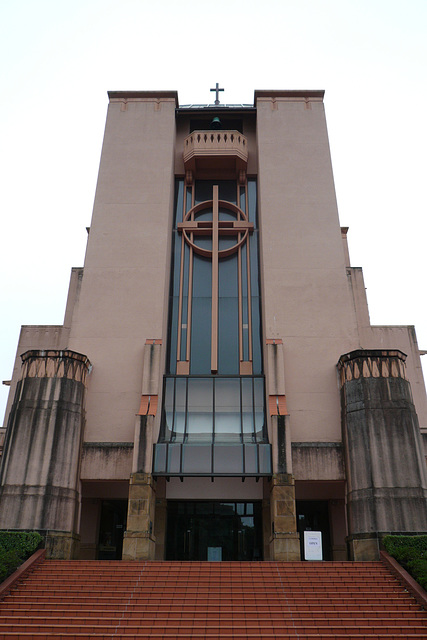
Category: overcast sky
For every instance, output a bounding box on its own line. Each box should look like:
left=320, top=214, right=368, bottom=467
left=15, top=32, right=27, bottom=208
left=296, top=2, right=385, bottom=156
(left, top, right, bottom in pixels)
left=1, top=0, right=426, bottom=421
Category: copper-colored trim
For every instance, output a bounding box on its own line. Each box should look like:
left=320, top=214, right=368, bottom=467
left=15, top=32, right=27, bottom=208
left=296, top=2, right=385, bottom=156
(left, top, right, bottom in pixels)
left=138, top=395, right=149, bottom=415
left=245, top=185, right=253, bottom=363
left=238, top=248, right=243, bottom=360
left=138, top=394, right=159, bottom=416
left=238, top=251, right=243, bottom=363
left=277, top=395, right=288, bottom=415
left=186, top=184, right=195, bottom=362
left=266, top=338, right=283, bottom=345
left=268, top=395, right=276, bottom=416
left=177, top=200, right=253, bottom=259
left=176, top=181, right=255, bottom=376
left=176, top=361, right=190, bottom=375
left=177, top=181, right=190, bottom=370
left=211, top=186, right=219, bottom=373
left=186, top=248, right=193, bottom=362
left=240, top=361, right=252, bottom=375
left=237, top=182, right=243, bottom=362
left=268, top=394, right=288, bottom=416
left=176, top=229, right=185, bottom=365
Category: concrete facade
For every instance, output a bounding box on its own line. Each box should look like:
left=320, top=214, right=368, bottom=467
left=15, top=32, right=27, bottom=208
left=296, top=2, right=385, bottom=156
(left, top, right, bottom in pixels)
left=1, top=89, right=426, bottom=562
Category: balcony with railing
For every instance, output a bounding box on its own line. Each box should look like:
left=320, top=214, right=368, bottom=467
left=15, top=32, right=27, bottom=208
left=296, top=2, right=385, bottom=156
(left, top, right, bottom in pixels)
left=183, top=130, right=248, bottom=175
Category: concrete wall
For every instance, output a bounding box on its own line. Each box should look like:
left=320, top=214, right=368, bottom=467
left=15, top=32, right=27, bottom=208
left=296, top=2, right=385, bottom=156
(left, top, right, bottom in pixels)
left=292, top=443, right=345, bottom=481
left=68, top=94, right=177, bottom=444
left=256, top=92, right=359, bottom=443
left=80, top=443, right=133, bottom=480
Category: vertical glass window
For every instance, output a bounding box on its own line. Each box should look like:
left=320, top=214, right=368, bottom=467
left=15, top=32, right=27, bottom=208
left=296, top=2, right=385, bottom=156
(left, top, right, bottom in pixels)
left=214, top=378, right=241, bottom=441
left=254, top=378, right=265, bottom=439
left=186, top=378, right=213, bottom=441
left=167, top=178, right=262, bottom=376
left=160, top=377, right=268, bottom=445
left=190, top=253, right=212, bottom=375
left=163, top=377, right=174, bottom=441
left=174, top=377, right=186, bottom=442
left=241, top=378, right=255, bottom=442
left=158, top=175, right=271, bottom=476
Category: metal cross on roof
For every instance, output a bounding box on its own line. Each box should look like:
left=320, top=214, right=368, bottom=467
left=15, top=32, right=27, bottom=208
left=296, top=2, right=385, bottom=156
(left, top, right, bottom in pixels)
left=210, top=83, right=224, bottom=105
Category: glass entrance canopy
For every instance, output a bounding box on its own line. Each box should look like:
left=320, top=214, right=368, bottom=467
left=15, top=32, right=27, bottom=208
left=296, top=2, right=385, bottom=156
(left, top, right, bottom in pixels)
left=153, top=375, right=272, bottom=477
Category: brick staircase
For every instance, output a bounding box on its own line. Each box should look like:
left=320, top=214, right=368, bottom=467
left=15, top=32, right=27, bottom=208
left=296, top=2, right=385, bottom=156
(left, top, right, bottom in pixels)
left=0, top=559, right=426, bottom=638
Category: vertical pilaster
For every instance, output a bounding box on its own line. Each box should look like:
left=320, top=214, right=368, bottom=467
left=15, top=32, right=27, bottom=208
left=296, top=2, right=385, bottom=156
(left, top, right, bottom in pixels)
left=122, top=473, right=156, bottom=560
left=269, top=473, right=300, bottom=560
left=123, top=338, right=161, bottom=560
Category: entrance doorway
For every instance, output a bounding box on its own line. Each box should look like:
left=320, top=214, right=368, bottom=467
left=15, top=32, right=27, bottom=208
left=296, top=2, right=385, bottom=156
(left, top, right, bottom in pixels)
left=296, top=500, right=332, bottom=560
left=166, top=501, right=263, bottom=561
left=97, top=499, right=127, bottom=560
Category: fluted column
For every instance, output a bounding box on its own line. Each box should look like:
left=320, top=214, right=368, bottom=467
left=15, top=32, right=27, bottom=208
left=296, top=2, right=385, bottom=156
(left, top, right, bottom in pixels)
left=0, top=350, right=91, bottom=558
left=338, top=349, right=427, bottom=560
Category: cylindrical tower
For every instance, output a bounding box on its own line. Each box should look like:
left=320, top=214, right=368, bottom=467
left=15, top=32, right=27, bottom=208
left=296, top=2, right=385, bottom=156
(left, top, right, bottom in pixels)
left=0, top=350, right=91, bottom=558
left=338, top=349, right=427, bottom=560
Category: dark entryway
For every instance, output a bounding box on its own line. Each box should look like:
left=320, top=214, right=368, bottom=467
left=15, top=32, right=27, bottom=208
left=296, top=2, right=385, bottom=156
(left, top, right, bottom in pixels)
left=166, top=501, right=263, bottom=561
left=97, top=499, right=127, bottom=560
left=296, top=500, right=332, bottom=560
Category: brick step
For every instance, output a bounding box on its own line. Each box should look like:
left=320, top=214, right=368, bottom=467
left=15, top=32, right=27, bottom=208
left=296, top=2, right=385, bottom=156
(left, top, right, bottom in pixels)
left=20, top=581, right=398, bottom=591
left=20, top=575, right=398, bottom=585
left=2, top=593, right=418, bottom=605
left=0, top=633, right=425, bottom=640
left=2, top=609, right=426, bottom=621
left=35, top=568, right=391, bottom=573
left=32, top=573, right=394, bottom=582
left=33, top=567, right=359, bottom=572
left=22, top=568, right=396, bottom=575
left=2, top=593, right=420, bottom=610
left=30, top=572, right=395, bottom=581
left=3, top=602, right=422, bottom=615
left=1, top=621, right=427, bottom=635
left=40, top=560, right=376, bottom=564
left=2, top=559, right=424, bottom=639
left=8, top=582, right=402, bottom=598
left=1, top=615, right=426, bottom=629
left=35, top=565, right=392, bottom=574
left=12, top=582, right=403, bottom=592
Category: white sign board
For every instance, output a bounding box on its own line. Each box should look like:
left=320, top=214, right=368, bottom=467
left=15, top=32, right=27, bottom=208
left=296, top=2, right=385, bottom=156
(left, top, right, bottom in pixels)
left=207, top=547, right=222, bottom=561
left=304, top=531, right=322, bottom=561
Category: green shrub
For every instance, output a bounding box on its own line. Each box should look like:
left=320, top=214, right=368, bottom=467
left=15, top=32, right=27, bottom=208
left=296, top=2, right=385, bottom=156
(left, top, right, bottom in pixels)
left=0, top=531, right=43, bottom=582
left=383, top=535, right=427, bottom=590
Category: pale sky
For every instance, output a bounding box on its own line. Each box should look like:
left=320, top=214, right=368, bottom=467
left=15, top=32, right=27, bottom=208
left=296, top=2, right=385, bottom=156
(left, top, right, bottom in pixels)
left=1, top=0, right=427, bottom=421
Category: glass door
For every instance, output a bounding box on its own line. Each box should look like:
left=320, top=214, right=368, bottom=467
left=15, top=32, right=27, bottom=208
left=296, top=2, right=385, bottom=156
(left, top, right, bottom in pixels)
left=166, top=501, right=263, bottom=561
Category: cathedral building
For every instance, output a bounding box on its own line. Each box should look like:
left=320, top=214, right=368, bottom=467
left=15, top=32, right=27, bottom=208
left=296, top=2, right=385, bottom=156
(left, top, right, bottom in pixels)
left=1, top=88, right=426, bottom=562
